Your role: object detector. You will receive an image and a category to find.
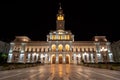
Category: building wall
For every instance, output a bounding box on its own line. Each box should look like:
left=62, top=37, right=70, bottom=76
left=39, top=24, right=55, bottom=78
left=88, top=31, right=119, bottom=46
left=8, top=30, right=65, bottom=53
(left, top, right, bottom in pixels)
left=111, top=40, right=120, bottom=62
left=0, top=41, right=10, bottom=54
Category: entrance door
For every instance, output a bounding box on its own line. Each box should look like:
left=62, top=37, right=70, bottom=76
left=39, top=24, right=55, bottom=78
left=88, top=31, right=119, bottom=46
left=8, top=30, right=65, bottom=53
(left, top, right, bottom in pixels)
left=66, top=56, right=69, bottom=64
left=52, top=56, right=56, bottom=64
left=59, top=56, right=62, bottom=64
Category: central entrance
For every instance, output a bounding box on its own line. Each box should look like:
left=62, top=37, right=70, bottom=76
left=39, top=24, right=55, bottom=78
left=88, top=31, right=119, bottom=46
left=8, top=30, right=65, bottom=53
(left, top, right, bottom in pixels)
left=51, top=54, right=70, bottom=64
left=59, top=54, right=63, bottom=64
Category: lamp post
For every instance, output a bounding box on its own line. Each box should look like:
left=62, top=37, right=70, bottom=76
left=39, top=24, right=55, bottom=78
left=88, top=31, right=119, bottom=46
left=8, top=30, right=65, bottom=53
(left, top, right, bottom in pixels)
left=100, top=47, right=108, bottom=68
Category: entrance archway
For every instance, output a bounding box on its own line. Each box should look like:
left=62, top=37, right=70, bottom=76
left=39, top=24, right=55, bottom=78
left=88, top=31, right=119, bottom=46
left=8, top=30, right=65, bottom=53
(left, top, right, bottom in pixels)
left=59, top=54, right=63, bottom=64
left=52, top=55, right=56, bottom=64
left=66, top=56, right=69, bottom=64
left=65, top=54, right=70, bottom=64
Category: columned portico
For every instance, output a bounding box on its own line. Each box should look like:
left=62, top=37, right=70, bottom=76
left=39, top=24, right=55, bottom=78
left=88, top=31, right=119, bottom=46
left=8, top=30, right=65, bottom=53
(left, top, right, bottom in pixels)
left=51, top=53, right=70, bottom=64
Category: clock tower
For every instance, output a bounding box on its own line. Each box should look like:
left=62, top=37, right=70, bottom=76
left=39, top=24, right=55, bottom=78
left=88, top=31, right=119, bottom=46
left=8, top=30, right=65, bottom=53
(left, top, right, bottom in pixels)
left=56, top=4, right=65, bottom=30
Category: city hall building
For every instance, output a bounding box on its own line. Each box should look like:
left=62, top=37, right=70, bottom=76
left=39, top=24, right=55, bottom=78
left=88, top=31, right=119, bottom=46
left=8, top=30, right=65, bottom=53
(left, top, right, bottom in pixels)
left=7, top=6, right=114, bottom=64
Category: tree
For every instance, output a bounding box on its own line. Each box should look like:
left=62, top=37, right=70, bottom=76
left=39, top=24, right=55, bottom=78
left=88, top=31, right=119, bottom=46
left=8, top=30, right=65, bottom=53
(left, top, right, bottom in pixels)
left=0, top=53, right=8, bottom=63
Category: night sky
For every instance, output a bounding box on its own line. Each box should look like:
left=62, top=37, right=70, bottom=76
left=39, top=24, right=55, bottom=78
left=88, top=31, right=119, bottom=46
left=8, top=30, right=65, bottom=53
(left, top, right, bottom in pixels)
left=0, top=0, right=119, bottom=43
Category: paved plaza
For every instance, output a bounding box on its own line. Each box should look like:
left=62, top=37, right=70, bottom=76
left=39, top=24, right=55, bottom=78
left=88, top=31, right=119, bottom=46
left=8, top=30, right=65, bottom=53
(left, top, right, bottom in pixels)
left=0, top=64, right=120, bottom=80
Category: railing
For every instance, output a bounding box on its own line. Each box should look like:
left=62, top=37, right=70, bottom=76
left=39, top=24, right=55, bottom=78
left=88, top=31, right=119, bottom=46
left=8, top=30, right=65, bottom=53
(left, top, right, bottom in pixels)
left=48, top=39, right=73, bottom=41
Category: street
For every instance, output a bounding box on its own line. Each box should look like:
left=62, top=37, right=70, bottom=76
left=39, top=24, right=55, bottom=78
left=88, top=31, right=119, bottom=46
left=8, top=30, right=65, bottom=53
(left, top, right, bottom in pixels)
left=0, top=64, right=120, bottom=80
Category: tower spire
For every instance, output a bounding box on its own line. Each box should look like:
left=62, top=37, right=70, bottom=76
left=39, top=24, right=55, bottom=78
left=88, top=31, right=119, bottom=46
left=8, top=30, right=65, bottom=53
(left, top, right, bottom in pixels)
left=56, top=3, right=65, bottom=30
left=59, top=3, right=62, bottom=10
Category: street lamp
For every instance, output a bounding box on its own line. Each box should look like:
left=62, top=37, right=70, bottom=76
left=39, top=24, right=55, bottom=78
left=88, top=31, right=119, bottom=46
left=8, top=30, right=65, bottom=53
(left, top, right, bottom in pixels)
left=100, top=47, right=108, bottom=68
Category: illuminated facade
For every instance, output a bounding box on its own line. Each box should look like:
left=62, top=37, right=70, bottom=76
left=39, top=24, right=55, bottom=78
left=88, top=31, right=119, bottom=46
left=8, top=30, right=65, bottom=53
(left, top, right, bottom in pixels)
left=7, top=6, right=114, bottom=64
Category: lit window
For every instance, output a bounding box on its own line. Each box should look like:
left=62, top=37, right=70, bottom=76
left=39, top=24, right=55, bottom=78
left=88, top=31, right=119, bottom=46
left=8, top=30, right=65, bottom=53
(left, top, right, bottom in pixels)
left=52, top=35, right=56, bottom=40
left=57, top=15, right=64, bottom=20
left=67, top=35, right=70, bottom=40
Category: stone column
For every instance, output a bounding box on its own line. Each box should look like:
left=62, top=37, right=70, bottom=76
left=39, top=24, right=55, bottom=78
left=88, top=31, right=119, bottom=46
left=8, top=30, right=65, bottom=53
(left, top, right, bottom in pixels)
left=63, top=44, right=66, bottom=63
left=36, top=53, right=38, bottom=62
left=56, top=45, right=59, bottom=63
left=81, top=52, right=83, bottom=62
left=78, top=53, right=81, bottom=64
left=50, top=34, right=52, bottom=40
left=49, top=47, right=52, bottom=63
left=39, top=53, right=41, bottom=63
left=91, top=53, right=94, bottom=63
left=82, top=52, right=84, bottom=62
left=87, top=53, right=89, bottom=63
left=27, top=53, right=30, bottom=63
left=56, top=35, right=58, bottom=40
left=63, top=53, right=66, bottom=63
left=32, top=54, right=34, bottom=63
left=49, top=53, right=51, bottom=63
left=69, top=43, right=73, bottom=64
left=37, top=53, right=40, bottom=62
left=56, top=53, right=58, bottom=64
left=45, top=53, right=47, bottom=63
left=72, top=35, right=74, bottom=41
left=106, top=42, right=112, bottom=62
left=95, top=52, right=98, bottom=63
left=23, top=44, right=26, bottom=63
left=74, top=53, right=77, bottom=64
left=41, top=54, right=43, bottom=63
left=63, top=35, right=65, bottom=40
left=19, top=43, right=26, bottom=63
left=29, top=53, right=32, bottom=63
left=70, top=53, right=72, bottom=64
left=7, top=43, right=15, bottom=63
left=89, top=53, right=91, bottom=62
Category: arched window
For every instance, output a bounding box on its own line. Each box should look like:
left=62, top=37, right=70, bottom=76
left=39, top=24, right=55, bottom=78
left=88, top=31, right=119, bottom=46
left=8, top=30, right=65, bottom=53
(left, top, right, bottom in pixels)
left=58, top=44, right=63, bottom=51
left=65, top=44, right=70, bottom=51
left=51, top=44, right=56, bottom=52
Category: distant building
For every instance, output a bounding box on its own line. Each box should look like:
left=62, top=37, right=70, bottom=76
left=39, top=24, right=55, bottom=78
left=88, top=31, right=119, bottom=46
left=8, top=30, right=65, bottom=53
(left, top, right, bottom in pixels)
left=111, top=40, right=120, bottom=62
left=0, top=41, right=10, bottom=54
left=7, top=5, right=114, bottom=64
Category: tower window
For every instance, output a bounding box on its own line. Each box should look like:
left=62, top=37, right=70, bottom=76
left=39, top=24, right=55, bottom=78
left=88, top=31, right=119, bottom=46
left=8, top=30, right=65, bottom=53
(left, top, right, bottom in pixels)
left=57, top=15, right=64, bottom=20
